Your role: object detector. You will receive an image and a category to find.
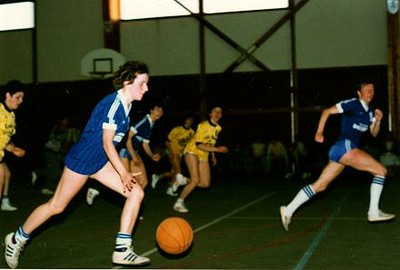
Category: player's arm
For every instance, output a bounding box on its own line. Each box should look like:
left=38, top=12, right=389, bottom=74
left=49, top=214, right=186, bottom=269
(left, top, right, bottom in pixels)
left=5, top=142, right=25, bottom=157
left=196, top=143, right=228, bottom=154
left=370, top=109, right=383, bottom=138
left=103, top=128, right=136, bottom=191
left=125, top=129, right=140, bottom=164
left=142, top=142, right=161, bottom=161
left=315, top=105, right=340, bottom=143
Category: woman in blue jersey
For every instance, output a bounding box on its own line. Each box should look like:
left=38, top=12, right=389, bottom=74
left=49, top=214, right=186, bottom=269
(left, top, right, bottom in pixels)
left=5, top=61, right=152, bottom=268
left=280, top=80, right=395, bottom=231
left=120, top=104, right=164, bottom=189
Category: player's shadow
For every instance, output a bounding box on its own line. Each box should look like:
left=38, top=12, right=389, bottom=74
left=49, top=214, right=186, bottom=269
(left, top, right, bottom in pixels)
left=155, top=241, right=194, bottom=259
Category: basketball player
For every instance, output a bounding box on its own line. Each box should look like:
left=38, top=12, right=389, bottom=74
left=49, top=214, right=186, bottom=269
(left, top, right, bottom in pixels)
left=173, top=105, right=229, bottom=213
left=151, top=113, right=195, bottom=196
left=0, top=80, right=26, bottom=212
left=280, top=79, right=395, bottom=231
left=119, top=103, right=164, bottom=189
left=4, top=61, right=151, bottom=268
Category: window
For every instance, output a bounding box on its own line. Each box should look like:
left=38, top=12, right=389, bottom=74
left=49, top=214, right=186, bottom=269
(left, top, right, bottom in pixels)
left=0, top=1, right=34, bottom=31
left=120, top=0, right=288, bottom=20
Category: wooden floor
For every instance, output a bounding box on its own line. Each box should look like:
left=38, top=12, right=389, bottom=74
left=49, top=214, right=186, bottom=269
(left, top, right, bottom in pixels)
left=1, top=168, right=399, bottom=269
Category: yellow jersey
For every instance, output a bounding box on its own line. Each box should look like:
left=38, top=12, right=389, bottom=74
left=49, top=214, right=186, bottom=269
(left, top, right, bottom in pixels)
left=0, top=103, right=16, bottom=159
left=184, top=120, right=222, bottom=161
left=167, top=125, right=195, bottom=155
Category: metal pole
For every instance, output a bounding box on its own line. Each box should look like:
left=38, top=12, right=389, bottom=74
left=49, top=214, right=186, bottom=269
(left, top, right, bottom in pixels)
left=289, top=0, right=298, bottom=143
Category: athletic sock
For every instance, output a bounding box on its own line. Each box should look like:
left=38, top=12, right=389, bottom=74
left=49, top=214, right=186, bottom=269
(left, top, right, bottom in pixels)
left=15, top=226, right=30, bottom=243
left=115, top=232, right=132, bottom=251
left=369, top=175, right=385, bottom=214
left=171, top=180, right=180, bottom=192
left=286, top=184, right=315, bottom=217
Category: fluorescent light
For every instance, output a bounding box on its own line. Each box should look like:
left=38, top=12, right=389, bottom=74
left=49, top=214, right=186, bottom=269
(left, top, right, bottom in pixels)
left=203, top=0, right=289, bottom=14
left=0, top=2, right=34, bottom=31
left=120, top=0, right=198, bottom=20
left=120, top=0, right=288, bottom=20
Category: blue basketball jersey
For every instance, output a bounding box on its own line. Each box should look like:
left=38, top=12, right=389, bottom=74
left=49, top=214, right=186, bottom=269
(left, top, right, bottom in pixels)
left=336, top=98, right=374, bottom=146
left=65, top=90, right=131, bottom=175
left=131, top=114, right=154, bottom=150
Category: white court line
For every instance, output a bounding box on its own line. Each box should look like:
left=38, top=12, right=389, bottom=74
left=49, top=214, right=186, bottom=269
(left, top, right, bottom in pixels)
left=227, top=216, right=365, bottom=221
left=140, top=191, right=276, bottom=257
left=293, top=191, right=350, bottom=270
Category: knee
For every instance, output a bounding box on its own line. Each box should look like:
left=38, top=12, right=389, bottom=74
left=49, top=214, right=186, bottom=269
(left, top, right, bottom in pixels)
left=372, top=165, right=387, bottom=177
left=47, top=202, right=66, bottom=215
left=376, top=166, right=387, bottom=177
left=197, top=180, right=210, bottom=188
left=127, top=186, right=145, bottom=201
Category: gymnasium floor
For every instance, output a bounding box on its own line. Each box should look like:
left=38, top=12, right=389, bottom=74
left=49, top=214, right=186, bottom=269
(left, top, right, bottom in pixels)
left=0, top=168, right=399, bottom=269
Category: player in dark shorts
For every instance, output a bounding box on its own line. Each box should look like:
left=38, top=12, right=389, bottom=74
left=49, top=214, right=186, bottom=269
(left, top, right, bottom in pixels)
left=280, top=79, right=395, bottom=231
left=4, top=61, right=152, bottom=268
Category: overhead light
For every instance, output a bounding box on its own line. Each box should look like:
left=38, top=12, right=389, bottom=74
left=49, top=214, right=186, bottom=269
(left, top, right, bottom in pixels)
left=203, top=0, right=289, bottom=14
left=120, top=0, right=287, bottom=20
left=120, top=0, right=198, bottom=20
left=0, top=1, right=34, bottom=31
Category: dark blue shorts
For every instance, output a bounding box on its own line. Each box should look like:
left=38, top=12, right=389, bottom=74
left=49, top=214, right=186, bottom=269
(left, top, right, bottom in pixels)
left=119, top=148, right=132, bottom=160
left=328, top=139, right=356, bottom=162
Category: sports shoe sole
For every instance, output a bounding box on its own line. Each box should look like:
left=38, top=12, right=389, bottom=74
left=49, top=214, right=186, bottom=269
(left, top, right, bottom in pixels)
left=280, top=206, right=290, bottom=231
left=368, top=214, right=396, bottom=223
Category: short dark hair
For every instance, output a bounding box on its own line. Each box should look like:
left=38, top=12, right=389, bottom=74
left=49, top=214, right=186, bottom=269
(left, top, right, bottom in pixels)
left=1, top=80, right=25, bottom=102
left=355, top=74, right=375, bottom=90
left=112, top=61, right=149, bottom=89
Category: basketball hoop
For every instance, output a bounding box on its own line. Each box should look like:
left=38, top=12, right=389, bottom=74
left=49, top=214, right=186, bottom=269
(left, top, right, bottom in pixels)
left=387, top=0, right=399, bottom=14
left=81, top=48, right=126, bottom=79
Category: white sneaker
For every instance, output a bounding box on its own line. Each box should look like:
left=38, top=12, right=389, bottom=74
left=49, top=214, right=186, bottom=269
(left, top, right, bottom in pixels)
left=173, top=199, right=189, bottom=213
left=4, top=233, right=25, bottom=269
left=112, top=245, right=150, bottom=266
left=1, top=199, right=17, bottom=211
left=176, top=173, right=188, bottom=186
left=368, top=210, right=396, bottom=222
left=41, top=188, right=54, bottom=195
left=280, top=206, right=291, bottom=231
left=86, top=188, right=100, bottom=206
left=151, top=174, right=160, bottom=189
left=166, top=186, right=178, bottom=197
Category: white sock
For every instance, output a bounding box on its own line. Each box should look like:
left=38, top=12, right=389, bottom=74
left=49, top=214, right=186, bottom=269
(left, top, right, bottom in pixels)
left=171, top=182, right=179, bottom=192
left=286, top=185, right=315, bottom=217
left=369, top=175, right=385, bottom=214
left=15, top=226, right=30, bottom=243
left=182, top=176, right=189, bottom=185
left=115, top=232, right=132, bottom=249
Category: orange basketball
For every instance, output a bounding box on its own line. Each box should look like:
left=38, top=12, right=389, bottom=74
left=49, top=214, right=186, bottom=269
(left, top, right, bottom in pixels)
left=156, top=217, right=193, bottom=255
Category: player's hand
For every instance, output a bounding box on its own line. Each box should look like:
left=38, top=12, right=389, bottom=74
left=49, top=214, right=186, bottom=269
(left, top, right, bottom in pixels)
left=132, top=154, right=142, bottom=166
left=374, top=109, right=383, bottom=121
left=12, top=147, right=25, bottom=157
left=211, top=156, right=217, bottom=166
left=216, top=146, right=229, bottom=153
left=315, top=132, right=324, bottom=143
left=152, top=153, right=161, bottom=162
left=120, top=171, right=139, bottom=193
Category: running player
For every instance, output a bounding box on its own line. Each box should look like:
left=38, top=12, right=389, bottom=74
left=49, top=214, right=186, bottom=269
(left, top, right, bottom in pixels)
left=119, top=103, right=164, bottom=189
left=151, top=113, right=195, bottom=196
left=86, top=103, right=163, bottom=205
left=173, top=105, right=229, bottom=213
left=280, top=79, right=395, bottom=231
left=0, top=80, right=26, bottom=212
left=4, top=61, right=152, bottom=268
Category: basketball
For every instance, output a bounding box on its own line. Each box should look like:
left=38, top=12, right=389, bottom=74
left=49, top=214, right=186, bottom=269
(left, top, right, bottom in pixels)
left=156, top=217, right=193, bottom=255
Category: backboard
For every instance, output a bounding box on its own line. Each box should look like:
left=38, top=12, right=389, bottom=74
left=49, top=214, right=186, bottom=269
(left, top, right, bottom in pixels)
left=81, top=48, right=126, bottom=79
